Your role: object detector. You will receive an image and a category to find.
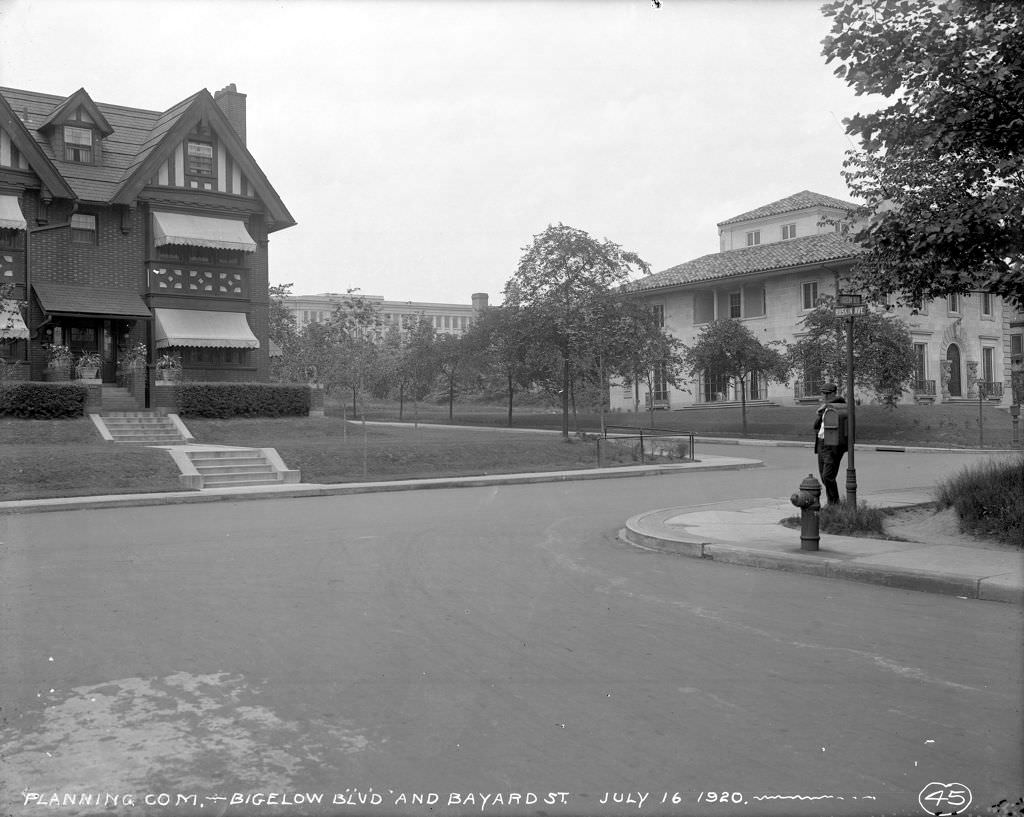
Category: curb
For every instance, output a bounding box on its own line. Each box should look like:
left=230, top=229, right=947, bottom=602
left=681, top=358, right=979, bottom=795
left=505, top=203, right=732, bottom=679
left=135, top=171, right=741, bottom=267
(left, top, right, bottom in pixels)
left=0, top=457, right=764, bottom=516
left=619, top=520, right=1023, bottom=604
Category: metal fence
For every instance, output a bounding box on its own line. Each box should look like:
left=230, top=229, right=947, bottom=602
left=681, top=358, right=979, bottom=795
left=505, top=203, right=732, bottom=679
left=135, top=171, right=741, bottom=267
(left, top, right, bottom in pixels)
left=603, top=425, right=696, bottom=465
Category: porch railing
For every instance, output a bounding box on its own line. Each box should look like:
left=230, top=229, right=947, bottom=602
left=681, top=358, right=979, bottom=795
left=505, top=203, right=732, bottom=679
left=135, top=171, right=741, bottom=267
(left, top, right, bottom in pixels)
left=912, top=379, right=936, bottom=396
left=977, top=381, right=1004, bottom=399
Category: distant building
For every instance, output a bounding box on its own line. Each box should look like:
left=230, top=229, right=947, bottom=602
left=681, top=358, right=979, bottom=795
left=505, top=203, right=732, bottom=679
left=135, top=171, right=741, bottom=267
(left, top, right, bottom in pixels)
left=283, top=292, right=489, bottom=336
left=614, top=190, right=1015, bottom=409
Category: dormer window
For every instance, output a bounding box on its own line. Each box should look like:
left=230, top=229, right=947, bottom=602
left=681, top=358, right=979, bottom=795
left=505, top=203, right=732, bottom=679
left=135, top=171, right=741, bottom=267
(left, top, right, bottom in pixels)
left=64, top=126, right=93, bottom=163
left=782, top=223, right=797, bottom=240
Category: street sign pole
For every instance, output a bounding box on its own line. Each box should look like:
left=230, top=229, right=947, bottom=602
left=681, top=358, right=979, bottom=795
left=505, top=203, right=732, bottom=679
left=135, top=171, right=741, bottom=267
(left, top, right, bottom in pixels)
left=846, top=314, right=857, bottom=505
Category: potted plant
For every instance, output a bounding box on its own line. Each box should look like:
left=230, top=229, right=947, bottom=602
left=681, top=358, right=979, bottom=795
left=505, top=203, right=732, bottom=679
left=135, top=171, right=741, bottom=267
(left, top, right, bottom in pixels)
left=44, top=344, right=73, bottom=381
left=156, top=352, right=182, bottom=382
left=75, top=350, right=103, bottom=380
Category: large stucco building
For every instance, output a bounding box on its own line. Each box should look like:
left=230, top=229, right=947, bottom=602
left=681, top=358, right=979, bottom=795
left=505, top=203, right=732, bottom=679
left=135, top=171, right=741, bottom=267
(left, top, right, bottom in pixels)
left=282, top=292, right=489, bottom=337
left=613, top=190, right=1018, bottom=410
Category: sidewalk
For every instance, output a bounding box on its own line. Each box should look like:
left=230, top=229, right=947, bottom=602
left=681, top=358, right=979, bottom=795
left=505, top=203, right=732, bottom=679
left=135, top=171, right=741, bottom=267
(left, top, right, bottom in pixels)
left=622, top=488, right=1023, bottom=605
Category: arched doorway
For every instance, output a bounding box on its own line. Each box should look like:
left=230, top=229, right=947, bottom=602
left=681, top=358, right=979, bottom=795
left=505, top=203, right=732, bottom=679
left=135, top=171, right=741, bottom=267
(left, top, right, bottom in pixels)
left=946, top=344, right=962, bottom=397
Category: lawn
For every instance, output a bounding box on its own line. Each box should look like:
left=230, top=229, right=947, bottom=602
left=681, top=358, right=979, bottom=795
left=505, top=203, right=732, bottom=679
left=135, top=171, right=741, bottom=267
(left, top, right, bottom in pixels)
left=0, top=399, right=1018, bottom=502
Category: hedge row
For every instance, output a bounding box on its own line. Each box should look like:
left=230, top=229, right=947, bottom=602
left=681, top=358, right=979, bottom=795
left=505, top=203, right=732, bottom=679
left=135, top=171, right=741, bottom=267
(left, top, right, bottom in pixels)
left=175, top=382, right=311, bottom=418
left=0, top=382, right=88, bottom=418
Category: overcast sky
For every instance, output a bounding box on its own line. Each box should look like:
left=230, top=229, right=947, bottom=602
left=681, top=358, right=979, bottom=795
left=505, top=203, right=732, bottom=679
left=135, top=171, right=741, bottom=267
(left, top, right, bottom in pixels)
left=0, top=0, right=877, bottom=305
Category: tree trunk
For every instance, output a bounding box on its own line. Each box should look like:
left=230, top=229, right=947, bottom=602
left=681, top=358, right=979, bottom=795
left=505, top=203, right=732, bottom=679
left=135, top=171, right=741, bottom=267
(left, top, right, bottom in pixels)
left=739, top=375, right=748, bottom=436
left=561, top=356, right=570, bottom=439
left=448, top=378, right=454, bottom=421
left=351, top=387, right=357, bottom=419
left=507, top=373, right=513, bottom=427
left=399, top=382, right=405, bottom=421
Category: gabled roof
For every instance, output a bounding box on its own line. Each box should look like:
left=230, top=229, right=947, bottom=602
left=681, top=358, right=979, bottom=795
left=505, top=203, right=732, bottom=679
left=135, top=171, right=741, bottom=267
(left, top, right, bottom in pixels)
left=0, top=91, right=76, bottom=199
left=625, top=233, right=863, bottom=294
left=0, top=86, right=295, bottom=231
left=36, top=87, right=114, bottom=137
left=717, top=190, right=857, bottom=227
left=112, top=89, right=295, bottom=231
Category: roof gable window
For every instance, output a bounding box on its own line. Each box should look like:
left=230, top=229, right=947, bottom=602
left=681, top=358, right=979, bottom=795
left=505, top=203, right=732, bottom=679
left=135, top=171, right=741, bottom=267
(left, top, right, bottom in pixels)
left=64, top=125, right=94, bottom=163
left=186, top=140, right=215, bottom=187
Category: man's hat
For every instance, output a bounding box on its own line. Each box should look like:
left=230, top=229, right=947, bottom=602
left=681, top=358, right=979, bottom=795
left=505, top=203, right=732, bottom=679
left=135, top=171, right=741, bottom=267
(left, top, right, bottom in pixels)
left=820, top=383, right=838, bottom=394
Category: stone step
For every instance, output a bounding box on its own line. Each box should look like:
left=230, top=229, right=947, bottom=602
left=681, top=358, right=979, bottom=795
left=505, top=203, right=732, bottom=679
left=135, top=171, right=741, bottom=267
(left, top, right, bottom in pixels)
left=200, top=475, right=284, bottom=488
left=190, top=463, right=276, bottom=475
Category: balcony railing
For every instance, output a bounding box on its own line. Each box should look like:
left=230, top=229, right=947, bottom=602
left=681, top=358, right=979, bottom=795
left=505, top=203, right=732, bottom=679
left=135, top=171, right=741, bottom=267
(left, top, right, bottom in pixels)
left=977, top=381, right=1004, bottom=399
left=912, top=379, right=936, bottom=396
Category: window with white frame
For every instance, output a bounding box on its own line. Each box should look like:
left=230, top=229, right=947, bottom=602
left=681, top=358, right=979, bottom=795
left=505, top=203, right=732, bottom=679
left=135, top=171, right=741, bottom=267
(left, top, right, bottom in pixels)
left=186, top=141, right=215, bottom=177
left=801, top=281, right=818, bottom=310
left=781, top=223, right=797, bottom=240
left=746, top=230, right=760, bottom=246
left=1012, top=333, right=1023, bottom=360
left=64, top=126, right=93, bottom=163
left=948, top=293, right=960, bottom=314
left=981, top=292, right=993, bottom=317
left=913, top=343, right=927, bottom=384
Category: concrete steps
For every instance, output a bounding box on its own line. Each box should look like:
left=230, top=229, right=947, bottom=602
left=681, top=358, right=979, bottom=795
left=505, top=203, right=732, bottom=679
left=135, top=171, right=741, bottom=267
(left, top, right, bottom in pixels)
left=94, top=412, right=191, bottom=444
left=100, top=384, right=139, bottom=412
left=182, top=448, right=299, bottom=489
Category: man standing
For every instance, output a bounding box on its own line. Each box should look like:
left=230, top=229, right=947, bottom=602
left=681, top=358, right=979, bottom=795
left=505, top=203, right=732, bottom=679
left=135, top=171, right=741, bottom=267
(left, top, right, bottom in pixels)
left=813, top=383, right=848, bottom=505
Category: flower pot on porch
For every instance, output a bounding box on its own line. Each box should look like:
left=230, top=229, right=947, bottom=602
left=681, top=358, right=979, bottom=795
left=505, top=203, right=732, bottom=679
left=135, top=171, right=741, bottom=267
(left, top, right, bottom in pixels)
left=76, top=366, right=99, bottom=380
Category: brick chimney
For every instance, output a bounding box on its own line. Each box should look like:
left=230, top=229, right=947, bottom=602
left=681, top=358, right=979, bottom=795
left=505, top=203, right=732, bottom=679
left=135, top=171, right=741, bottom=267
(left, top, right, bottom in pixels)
left=214, top=83, right=247, bottom=145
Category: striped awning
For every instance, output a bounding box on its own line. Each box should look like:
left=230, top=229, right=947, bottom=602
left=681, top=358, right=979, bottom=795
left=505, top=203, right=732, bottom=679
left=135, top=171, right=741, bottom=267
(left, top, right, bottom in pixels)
left=0, top=300, right=28, bottom=340
left=0, top=195, right=27, bottom=231
left=152, top=211, right=256, bottom=253
left=154, top=308, right=260, bottom=349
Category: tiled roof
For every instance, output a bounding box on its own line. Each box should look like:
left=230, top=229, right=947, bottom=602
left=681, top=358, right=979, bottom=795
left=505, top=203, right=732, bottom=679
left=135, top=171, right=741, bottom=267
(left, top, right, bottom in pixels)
left=0, top=86, right=163, bottom=202
left=625, top=232, right=862, bottom=293
left=717, top=190, right=857, bottom=226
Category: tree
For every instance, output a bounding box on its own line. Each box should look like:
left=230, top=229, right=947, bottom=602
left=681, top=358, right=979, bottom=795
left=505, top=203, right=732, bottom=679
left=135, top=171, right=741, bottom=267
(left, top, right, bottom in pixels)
left=504, top=224, right=649, bottom=438
left=267, top=283, right=299, bottom=383
left=821, top=0, right=1024, bottom=307
left=683, top=319, right=791, bottom=435
left=788, top=297, right=917, bottom=407
left=604, top=300, right=687, bottom=429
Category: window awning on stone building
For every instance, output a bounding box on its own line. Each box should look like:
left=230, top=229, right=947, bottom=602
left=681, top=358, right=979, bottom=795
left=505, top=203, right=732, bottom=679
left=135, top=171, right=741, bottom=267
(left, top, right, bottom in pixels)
left=152, top=212, right=257, bottom=253
left=154, top=308, right=260, bottom=349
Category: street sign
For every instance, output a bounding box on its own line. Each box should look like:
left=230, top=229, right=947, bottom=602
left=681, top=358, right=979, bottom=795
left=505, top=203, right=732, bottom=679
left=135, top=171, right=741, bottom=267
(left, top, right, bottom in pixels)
left=837, top=292, right=864, bottom=307
left=835, top=305, right=868, bottom=316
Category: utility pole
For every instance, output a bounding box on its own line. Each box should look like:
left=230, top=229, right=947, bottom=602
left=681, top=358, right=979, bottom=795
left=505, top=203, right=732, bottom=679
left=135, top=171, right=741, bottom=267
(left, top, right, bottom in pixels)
left=835, top=293, right=866, bottom=505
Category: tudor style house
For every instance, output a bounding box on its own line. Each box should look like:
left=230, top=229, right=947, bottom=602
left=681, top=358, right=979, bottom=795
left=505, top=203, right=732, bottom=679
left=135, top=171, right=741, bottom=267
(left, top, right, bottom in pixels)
left=613, top=190, right=1015, bottom=410
left=0, top=83, right=294, bottom=407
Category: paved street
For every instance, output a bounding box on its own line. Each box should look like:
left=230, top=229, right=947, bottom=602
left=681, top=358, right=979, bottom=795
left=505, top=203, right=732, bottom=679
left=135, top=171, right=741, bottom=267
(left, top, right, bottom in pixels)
left=1, top=444, right=1020, bottom=817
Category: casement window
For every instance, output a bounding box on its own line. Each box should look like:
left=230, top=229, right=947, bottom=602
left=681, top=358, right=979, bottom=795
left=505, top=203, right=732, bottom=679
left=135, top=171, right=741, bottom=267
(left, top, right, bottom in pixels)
left=70, top=213, right=97, bottom=244
left=181, top=347, right=247, bottom=366
left=947, top=293, right=960, bottom=314
left=186, top=141, right=215, bottom=177
left=64, top=126, right=93, bottom=163
left=156, top=245, right=244, bottom=266
left=781, top=223, right=797, bottom=240
left=982, top=347, right=995, bottom=384
left=653, top=361, right=669, bottom=401
left=746, top=230, right=760, bottom=247
left=913, top=343, right=927, bottom=382
left=981, top=292, right=993, bottom=317
left=728, top=292, right=742, bottom=318
left=652, top=304, right=664, bottom=327
left=0, top=229, right=22, bottom=250
left=801, top=281, right=818, bottom=310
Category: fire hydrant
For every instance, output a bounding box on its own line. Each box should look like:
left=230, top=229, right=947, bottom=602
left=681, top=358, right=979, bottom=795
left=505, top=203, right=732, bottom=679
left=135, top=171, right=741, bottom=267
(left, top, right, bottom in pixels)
left=790, top=474, right=822, bottom=551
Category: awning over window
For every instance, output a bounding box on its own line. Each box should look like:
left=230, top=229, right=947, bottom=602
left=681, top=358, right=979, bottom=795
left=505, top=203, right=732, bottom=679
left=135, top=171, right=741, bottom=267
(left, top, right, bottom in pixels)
left=0, top=300, right=29, bottom=340
left=0, top=195, right=27, bottom=231
left=152, top=212, right=257, bottom=253
left=154, top=308, right=260, bottom=349
left=33, top=282, right=152, bottom=318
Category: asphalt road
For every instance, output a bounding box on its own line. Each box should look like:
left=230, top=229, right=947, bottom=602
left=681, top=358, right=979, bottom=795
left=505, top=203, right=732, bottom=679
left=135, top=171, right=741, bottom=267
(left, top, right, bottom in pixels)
left=0, top=445, right=1020, bottom=817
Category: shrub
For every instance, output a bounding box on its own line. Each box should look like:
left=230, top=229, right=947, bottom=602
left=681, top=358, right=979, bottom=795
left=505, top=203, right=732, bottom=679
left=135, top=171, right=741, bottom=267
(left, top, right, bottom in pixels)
left=176, top=382, right=311, bottom=418
left=935, top=456, right=1024, bottom=546
left=0, top=382, right=88, bottom=418
left=818, top=501, right=888, bottom=536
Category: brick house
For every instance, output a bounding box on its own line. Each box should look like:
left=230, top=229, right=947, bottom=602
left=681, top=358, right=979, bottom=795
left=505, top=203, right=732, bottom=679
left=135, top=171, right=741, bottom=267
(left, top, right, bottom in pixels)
left=613, top=190, right=1015, bottom=410
left=0, top=83, right=294, bottom=407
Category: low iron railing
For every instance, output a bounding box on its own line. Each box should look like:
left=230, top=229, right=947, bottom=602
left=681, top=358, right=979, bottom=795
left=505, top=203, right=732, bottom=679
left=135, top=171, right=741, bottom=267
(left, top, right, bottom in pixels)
left=603, top=425, right=696, bottom=465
